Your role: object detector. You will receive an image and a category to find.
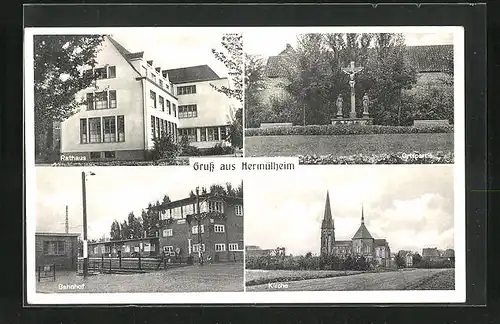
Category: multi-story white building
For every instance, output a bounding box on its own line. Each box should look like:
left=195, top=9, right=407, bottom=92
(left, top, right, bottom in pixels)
left=59, top=36, right=234, bottom=161
left=163, top=65, right=233, bottom=150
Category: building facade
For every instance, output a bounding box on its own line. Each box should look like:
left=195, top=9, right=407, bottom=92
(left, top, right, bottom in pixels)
left=35, top=232, right=80, bottom=270
left=88, top=237, right=160, bottom=258
left=319, top=191, right=391, bottom=267
left=59, top=36, right=234, bottom=161
left=163, top=65, right=234, bottom=150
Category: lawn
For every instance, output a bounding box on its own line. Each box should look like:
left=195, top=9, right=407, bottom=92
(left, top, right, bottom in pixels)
left=244, top=133, right=454, bottom=157
left=245, top=269, right=363, bottom=286
left=36, top=262, right=244, bottom=293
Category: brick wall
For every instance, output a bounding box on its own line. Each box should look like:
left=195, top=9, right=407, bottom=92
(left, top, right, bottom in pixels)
left=35, top=235, right=79, bottom=271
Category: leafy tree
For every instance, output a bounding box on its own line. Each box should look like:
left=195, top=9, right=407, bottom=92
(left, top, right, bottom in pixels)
left=110, top=220, right=121, bottom=241
left=162, top=195, right=171, bottom=204
left=34, top=35, right=104, bottom=160
left=150, top=134, right=180, bottom=163
left=412, top=253, right=423, bottom=267
left=127, top=212, right=143, bottom=239
left=244, top=54, right=267, bottom=128
left=235, top=180, right=243, bottom=198
left=209, top=184, right=227, bottom=196
left=395, top=253, right=406, bottom=268
left=227, top=108, right=243, bottom=149
left=211, top=33, right=243, bottom=104
left=305, top=252, right=313, bottom=258
left=120, top=220, right=130, bottom=240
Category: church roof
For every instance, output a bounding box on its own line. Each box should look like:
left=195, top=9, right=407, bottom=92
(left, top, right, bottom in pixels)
left=352, top=205, right=374, bottom=240
left=375, top=239, right=388, bottom=246
left=335, top=240, right=352, bottom=246
left=321, top=191, right=334, bottom=229
left=265, top=44, right=295, bottom=78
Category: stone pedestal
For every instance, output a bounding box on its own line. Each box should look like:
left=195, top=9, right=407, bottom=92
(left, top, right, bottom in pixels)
left=331, top=118, right=373, bottom=125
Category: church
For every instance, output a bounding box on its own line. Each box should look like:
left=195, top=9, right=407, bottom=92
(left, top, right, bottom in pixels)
left=320, top=191, right=391, bottom=267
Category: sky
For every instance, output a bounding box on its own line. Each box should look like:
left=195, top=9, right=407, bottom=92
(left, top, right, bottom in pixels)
left=110, top=28, right=230, bottom=78
left=244, top=165, right=455, bottom=256
left=34, top=167, right=242, bottom=240
left=244, top=30, right=454, bottom=57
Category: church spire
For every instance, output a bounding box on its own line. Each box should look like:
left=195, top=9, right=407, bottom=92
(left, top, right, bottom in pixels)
left=361, top=203, right=364, bottom=224
left=321, top=191, right=334, bottom=229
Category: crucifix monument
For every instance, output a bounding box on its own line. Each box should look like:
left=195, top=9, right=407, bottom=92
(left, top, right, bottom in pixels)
left=342, top=61, right=364, bottom=119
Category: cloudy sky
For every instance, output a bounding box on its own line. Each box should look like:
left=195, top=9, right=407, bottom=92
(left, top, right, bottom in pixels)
left=34, top=167, right=241, bottom=240
left=244, top=165, right=455, bottom=256
left=244, top=30, right=454, bottom=57
left=110, top=28, right=230, bottom=78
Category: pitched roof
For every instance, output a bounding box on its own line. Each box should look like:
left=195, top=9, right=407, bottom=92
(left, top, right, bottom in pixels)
left=265, top=44, right=296, bottom=78
left=404, top=45, right=453, bottom=73
left=335, top=240, right=352, bottom=246
left=375, top=239, right=388, bottom=246
left=443, top=249, right=455, bottom=258
left=422, top=247, right=440, bottom=257
left=107, top=36, right=144, bottom=61
left=352, top=223, right=374, bottom=240
left=163, top=65, right=221, bottom=84
left=321, top=191, right=334, bottom=229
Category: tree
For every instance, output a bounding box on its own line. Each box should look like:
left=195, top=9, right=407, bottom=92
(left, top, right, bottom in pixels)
left=120, top=220, right=130, bottom=240
left=162, top=195, right=171, bottom=204
left=127, top=212, right=143, bottom=239
left=150, top=134, right=180, bottom=163
left=34, top=35, right=104, bottom=160
left=235, top=180, right=243, bottom=198
left=211, top=33, right=243, bottom=104
left=305, top=252, right=313, bottom=258
left=412, top=253, right=423, bottom=268
left=227, top=107, right=243, bottom=149
left=209, top=184, right=227, bottom=196
left=395, top=253, right=406, bottom=268
left=244, top=54, right=267, bottom=128
left=110, top=220, right=121, bottom=241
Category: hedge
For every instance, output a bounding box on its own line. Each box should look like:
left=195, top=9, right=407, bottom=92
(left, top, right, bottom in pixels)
left=246, top=254, right=373, bottom=271
left=299, top=151, right=454, bottom=165
left=47, top=158, right=190, bottom=167
left=245, top=124, right=454, bottom=137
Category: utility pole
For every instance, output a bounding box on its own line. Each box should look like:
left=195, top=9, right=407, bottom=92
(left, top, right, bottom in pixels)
left=81, top=172, right=88, bottom=278
left=196, top=187, right=203, bottom=266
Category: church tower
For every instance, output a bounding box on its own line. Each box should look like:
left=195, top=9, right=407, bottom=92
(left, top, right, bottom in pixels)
left=351, top=204, right=375, bottom=259
left=320, top=191, right=335, bottom=256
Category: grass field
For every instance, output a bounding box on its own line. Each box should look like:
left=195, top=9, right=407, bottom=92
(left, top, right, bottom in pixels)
left=245, top=269, right=363, bottom=286
left=244, top=133, right=454, bottom=157
left=246, top=268, right=455, bottom=291
left=36, top=262, right=244, bottom=293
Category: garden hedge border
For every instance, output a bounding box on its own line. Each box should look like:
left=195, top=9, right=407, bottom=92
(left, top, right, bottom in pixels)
left=298, top=151, right=454, bottom=164
left=245, top=124, right=454, bottom=137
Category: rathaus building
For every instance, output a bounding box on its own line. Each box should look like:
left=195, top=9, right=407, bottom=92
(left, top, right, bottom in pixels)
left=320, top=191, right=391, bottom=267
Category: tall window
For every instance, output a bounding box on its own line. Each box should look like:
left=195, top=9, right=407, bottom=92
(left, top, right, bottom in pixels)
left=166, top=100, right=171, bottom=115
left=95, top=91, right=108, bottom=109
left=109, top=90, right=117, bottom=108
left=155, top=117, right=161, bottom=138
left=207, top=127, right=219, bottom=141
left=179, top=128, right=196, bottom=142
left=159, top=79, right=163, bottom=88
left=80, top=119, right=88, bottom=144
left=220, top=126, right=227, bottom=140
left=151, top=116, right=156, bottom=139
left=117, top=116, right=125, bottom=142
left=173, top=103, right=177, bottom=117
left=86, top=93, right=94, bottom=110
left=200, top=127, right=207, bottom=141
left=103, top=117, right=116, bottom=142
left=177, top=85, right=196, bottom=95
left=178, top=105, right=197, bottom=119
left=209, top=201, right=223, bottom=213
left=150, top=90, right=157, bottom=109
left=159, top=95, right=164, bottom=112
left=108, top=66, right=116, bottom=78
left=235, top=205, right=243, bottom=216
left=88, top=118, right=101, bottom=143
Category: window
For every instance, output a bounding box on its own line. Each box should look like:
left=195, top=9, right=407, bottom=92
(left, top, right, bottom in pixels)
left=88, top=118, right=101, bottom=143
left=159, top=95, right=164, bottom=112
left=220, top=126, right=227, bottom=140
left=109, top=90, right=117, bottom=108
left=108, top=66, right=116, bottom=78
left=163, top=229, right=173, bottom=237
left=163, top=246, right=174, bottom=252
left=200, top=127, right=207, bottom=141
left=178, top=105, right=197, bottom=119
left=86, top=93, right=94, bottom=110
left=151, top=116, right=155, bottom=139
left=103, top=117, right=116, bottom=142
left=80, top=119, right=88, bottom=144
left=94, top=67, right=107, bottom=79
left=183, top=204, right=194, bottom=216
left=94, top=246, right=99, bottom=254
left=150, top=90, right=157, bottom=109
left=124, top=245, right=130, bottom=253
left=192, top=244, right=205, bottom=253
left=101, top=246, right=106, bottom=253
left=171, top=207, right=182, bottom=219
left=104, top=151, right=115, bottom=159
left=105, top=246, right=110, bottom=253
left=235, top=205, right=243, bottom=216
left=229, top=243, right=239, bottom=251
left=192, top=225, right=205, bottom=234
left=173, top=103, right=177, bottom=117
left=150, top=72, right=157, bottom=83
left=179, top=128, right=197, bottom=142
left=209, top=201, right=223, bottom=213
left=215, top=243, right=226, bottom=252
left=177, top=85, right=196, bottom=95
left=159, top=79, right=163, bottom=88
left=90, top=152, right=101, bottom=159
left=117, top=116, right=125, bottom=142
left=95, top=91, right=108, bottom=110
left=207, top=127, right=219, bottom=141
left=156, top=117, right=161, bottom=138
left=43, top=241, right=65, bottom=255
left=166, top=100, right=171, bottom=115
left=214, top=224, right=225, bottom=233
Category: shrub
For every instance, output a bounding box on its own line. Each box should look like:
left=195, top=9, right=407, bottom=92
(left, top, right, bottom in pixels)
left=246, top=254, right=372, bottom=271
left=245, top=124, right=453, bottom=137
left=149, top=135, right=180, bottom=163
left=201, top=143, right=235, bottom=156
left=298, top=151, right=454, bottom=165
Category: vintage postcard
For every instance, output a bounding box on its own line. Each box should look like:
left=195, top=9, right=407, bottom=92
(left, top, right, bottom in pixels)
left=244, top=26, right=463, bottom=165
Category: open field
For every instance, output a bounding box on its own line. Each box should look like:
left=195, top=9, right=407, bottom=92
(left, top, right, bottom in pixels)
left=36, top=262, right=244, bottom=293
left=246, top=268, right=454, bottom=291
left=244, top=133, right=454, bottom=157
left=245, top=269, right=363, bottom=286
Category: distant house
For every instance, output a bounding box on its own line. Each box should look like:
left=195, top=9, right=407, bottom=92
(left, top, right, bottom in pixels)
left=245, top=245, right=275, bottom=257
left=36, top=232, right=80, bottom=271
left=422, top=247, right=443, bottom=262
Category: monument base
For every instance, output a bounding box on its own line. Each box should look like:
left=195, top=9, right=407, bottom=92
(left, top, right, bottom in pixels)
left=331, top=118, right=373, bottom=125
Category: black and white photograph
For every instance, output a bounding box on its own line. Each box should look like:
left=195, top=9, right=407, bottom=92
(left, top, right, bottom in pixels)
left=244, top=27, right=462, bottom=165
left=244, top=165, right=463, bottom=301
left=27, top=167, right=244, bottom=303
left=27, top=28, right=243, bottom=167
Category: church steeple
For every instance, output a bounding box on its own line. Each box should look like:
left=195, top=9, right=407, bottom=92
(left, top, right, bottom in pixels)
left=361, top=203, right=364, bottom=224
left=321, top=191, right=334, bottom=229
left=320, top=191, right=335, bottom=256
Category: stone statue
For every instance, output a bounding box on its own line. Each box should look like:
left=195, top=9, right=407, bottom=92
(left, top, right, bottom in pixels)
left=336, top=94, right=343, bottom=118
left=362, top=93, right=370, bottom=117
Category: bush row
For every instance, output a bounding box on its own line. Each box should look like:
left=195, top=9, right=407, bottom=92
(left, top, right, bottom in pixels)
left=298, top=151, right=454, bottom=165
left=48, top=158, right=190, bottom=167
left=246, top=254, right=374, bottom=271
left=245, top=124, right=454, bottom=137
left=180, top=143, right=235, bottom=157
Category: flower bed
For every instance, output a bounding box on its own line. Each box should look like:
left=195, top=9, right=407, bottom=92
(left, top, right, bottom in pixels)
left=298, top=151, right=454, bottom=165
left=245, top=124, right=454, bottom=137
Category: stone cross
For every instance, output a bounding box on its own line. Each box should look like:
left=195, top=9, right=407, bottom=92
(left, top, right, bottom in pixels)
left=342, top=61, right=364, bottom=118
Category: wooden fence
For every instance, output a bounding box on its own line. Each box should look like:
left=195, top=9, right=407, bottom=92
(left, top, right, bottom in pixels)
left=77, top=255, right=189, bottom=274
